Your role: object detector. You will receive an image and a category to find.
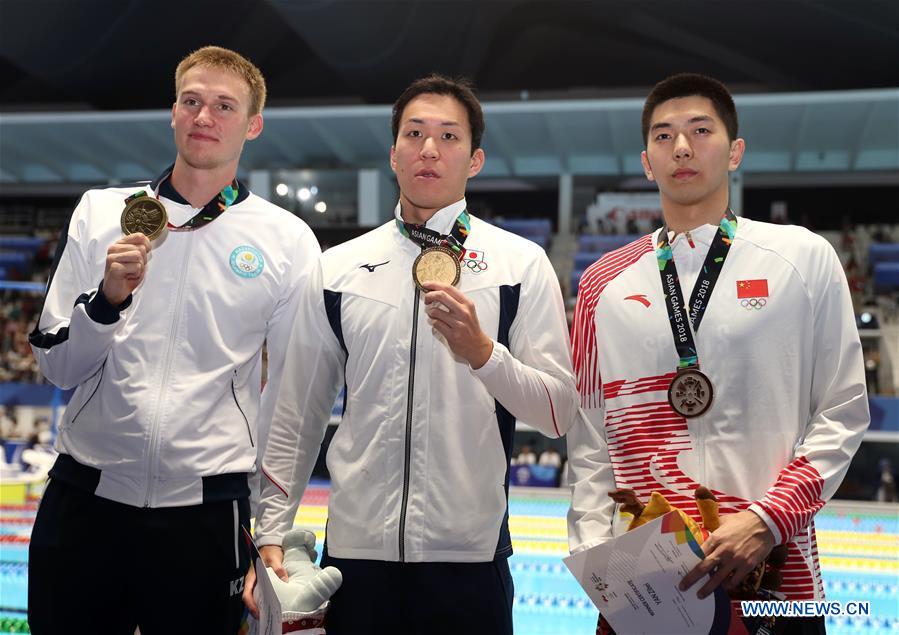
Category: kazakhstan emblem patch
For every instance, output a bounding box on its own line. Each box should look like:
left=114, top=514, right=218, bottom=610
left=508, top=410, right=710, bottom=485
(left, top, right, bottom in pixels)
left=230, top=245, right=264, bottom=278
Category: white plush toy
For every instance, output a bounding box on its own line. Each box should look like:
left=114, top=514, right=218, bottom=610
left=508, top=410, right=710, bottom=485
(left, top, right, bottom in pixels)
left=265, top=529, right=343, bottom=633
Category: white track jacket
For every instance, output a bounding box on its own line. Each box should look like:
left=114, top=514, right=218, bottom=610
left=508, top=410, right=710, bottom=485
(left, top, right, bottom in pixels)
left=30, top=175, right=319, bottom=508
left=257, top=200, right=578, bottom=562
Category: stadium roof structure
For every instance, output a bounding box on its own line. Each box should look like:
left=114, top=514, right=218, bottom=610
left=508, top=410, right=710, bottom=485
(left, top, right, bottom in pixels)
left=1, top=89, right=897, bottom=187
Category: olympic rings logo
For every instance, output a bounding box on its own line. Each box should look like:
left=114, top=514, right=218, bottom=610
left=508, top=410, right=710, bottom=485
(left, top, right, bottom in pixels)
left=740, top=298, right=767, bottom=310
left=464, top=259, right=488, bottom=272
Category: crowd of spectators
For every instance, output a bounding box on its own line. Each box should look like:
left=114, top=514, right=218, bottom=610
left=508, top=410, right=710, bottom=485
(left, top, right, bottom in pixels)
left=1, top=290, right=44, bottom=383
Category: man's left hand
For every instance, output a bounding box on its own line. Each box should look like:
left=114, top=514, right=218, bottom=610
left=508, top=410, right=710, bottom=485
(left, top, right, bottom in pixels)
left=423, top=281, right=493, bottom=369
left=679, top=509, right=775, bottom=599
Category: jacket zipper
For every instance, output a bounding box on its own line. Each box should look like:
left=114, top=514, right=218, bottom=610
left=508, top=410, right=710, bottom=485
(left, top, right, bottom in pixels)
left=232, top=374, right=254, bottom=447
left=143, top=238, right=194, bottom=507
left=69, top=362, right=105, bottom=426
left=398, top=286, right=421, bottom=562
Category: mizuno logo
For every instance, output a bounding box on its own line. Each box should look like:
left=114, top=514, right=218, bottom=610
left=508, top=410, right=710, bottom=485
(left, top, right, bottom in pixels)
left=360, top=261, right=390, bottom=272
left=624, top=294, right=651, bottom=308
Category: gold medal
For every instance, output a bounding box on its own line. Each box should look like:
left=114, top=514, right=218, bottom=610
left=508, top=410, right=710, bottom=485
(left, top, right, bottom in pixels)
left=668, top=368, right=714, bottom=418
left=121, top=196, right=168, bottom=240
left=412, top=246, right=460, bottom=291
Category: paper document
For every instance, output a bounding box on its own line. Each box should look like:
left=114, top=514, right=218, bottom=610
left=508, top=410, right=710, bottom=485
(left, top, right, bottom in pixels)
left=564, top=511, right=743, bottom=634
left=243, top=527, right=283, bottom=635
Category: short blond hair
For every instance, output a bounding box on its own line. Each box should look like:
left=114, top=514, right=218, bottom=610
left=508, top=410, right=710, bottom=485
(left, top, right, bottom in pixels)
left=175, top=46, right=267, bottom=115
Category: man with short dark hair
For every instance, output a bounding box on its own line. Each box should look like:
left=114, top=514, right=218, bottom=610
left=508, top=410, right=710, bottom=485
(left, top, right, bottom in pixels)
left=567, top=73, right=868, bottom=634
left=29, top=46, right=320, bottom=634
left=246, top=74, right=578, bottom=634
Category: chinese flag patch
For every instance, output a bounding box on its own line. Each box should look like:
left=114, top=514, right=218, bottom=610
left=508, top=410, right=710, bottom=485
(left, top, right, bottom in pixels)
left=737, top=279, right=769, bottom=298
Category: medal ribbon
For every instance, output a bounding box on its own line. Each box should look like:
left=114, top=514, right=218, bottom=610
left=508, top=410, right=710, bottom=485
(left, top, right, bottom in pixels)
left=123, top=168, right=240, bottom=232
left=396, top=209, right=471, bottom=256
left=656, top=209, right=738, bottom=369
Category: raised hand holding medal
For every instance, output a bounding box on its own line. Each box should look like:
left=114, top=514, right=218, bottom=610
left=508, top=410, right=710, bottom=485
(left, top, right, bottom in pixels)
left=106, top=171, right=241, bottom=306
left=103, top=233, right=152, bottom=306
left=424, top=281, right=494, bottom=369
left=397, top=209, right=493, bottom=368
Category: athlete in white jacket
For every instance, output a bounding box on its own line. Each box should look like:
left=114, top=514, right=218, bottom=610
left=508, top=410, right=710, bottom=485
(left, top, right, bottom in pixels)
left=568, top=74, right=868, bottom=634
left=246, top=75, right=578, bottom=634
left=28, top=47, right=320, bottom=635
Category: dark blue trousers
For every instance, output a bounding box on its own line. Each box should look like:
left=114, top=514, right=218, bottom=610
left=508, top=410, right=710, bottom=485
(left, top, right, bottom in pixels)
left=320, top=547, right=515, bottom=635
left=29, top=477, right=250, bottom=635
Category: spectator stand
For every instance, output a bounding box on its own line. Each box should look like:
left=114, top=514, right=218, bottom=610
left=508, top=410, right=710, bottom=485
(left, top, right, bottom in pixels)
left=1, top=264, right=65, bottom=468
left=870, top=242, right=899, bottom=296
left=570, top=234, right=641, bottom=296
left=493, top=218, right=553, bottom=251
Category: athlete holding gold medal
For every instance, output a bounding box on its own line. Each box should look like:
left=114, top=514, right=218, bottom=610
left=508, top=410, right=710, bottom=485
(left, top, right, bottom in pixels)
left=29, top=47, right=320, bottom=634
left=247, top=75, right=578, bottom=634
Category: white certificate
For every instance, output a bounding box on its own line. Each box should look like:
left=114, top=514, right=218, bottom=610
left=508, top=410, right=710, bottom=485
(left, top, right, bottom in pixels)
left=564, top=511, right=743, bottom=635
left=244, top=527, right=283, bottom=635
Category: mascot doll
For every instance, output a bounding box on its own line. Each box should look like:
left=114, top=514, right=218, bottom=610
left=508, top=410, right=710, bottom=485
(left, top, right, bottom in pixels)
left=257, top=528, right=343, bottom=634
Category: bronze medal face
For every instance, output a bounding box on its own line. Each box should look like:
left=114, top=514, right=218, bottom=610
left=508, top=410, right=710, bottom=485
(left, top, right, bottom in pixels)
left=668, top=368, right=714, bottom=418
left=121, top=197, right=168, bottom=240
left=412, top=247, right=460, bottom=291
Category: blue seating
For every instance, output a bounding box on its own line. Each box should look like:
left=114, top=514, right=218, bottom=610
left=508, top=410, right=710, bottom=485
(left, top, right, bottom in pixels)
left=577, top=234, right=641, bottom=253
left=493, top=219, right=552, bottom=251
left=573, top=251, right=606, bottom=271
left=0, top=252, right=31, bottom=268
left=571, top=269, right=584, bottom=295
left=0, top=236, right=45, bottom=251
left=869, top=243, right=899, bottom=265
left=496, top=218, right=552, bottom=240
left=528, top=234, right=550, bottom=250
left=873, top=262, right=899, bottom=292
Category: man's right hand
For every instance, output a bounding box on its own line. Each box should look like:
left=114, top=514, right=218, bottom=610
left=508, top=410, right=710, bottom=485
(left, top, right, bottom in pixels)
left=103, top=233, right=151, bottom=306
left=242, top=544, right=287, bottom=619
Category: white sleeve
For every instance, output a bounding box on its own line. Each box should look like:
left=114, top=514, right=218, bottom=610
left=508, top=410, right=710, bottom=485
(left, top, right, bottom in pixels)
left=566, top=404, right=618, bottom=553
left=471, top=252, right=578, bottom=437
left=749, top=241, right=870, bottom=544
left=255, top=259, right=346, bottom=547
left=251, top=228, right=322, bottom=514
left=30, top=194, right=126, bottom=389
left=565, top=270, right=618, bottom=553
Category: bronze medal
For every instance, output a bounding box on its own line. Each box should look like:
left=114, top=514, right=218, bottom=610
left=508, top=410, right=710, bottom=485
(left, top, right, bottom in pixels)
left=668, top=368, right=714, bottom=418
left=412, top=246, right=460, bottom=291
left=121, top=196, right=168, bottom=240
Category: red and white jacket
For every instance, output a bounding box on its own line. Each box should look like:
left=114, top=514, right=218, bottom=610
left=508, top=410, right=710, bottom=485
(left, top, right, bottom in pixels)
left=566, top=218, right=869, bottom=600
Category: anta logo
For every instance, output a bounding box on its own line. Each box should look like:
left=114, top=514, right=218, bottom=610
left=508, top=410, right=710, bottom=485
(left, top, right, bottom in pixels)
left=624, top=294, right=651, bottom=308
left=229, top=576, right=244, bottom=597
left=359, top=261, right=390, bottom=272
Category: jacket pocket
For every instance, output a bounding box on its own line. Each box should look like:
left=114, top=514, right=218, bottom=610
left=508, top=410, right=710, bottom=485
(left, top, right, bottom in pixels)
left=66, top=361, right=106, bottom=430
left=232, top=372, right=254, bottom=447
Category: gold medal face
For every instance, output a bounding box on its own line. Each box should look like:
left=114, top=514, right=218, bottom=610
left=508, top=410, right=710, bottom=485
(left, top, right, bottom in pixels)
left=668, top=368, right=714, bottom=418
left=121, top=197, right=168, bottom=240
left=412, top=247, right=460, bottom=291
